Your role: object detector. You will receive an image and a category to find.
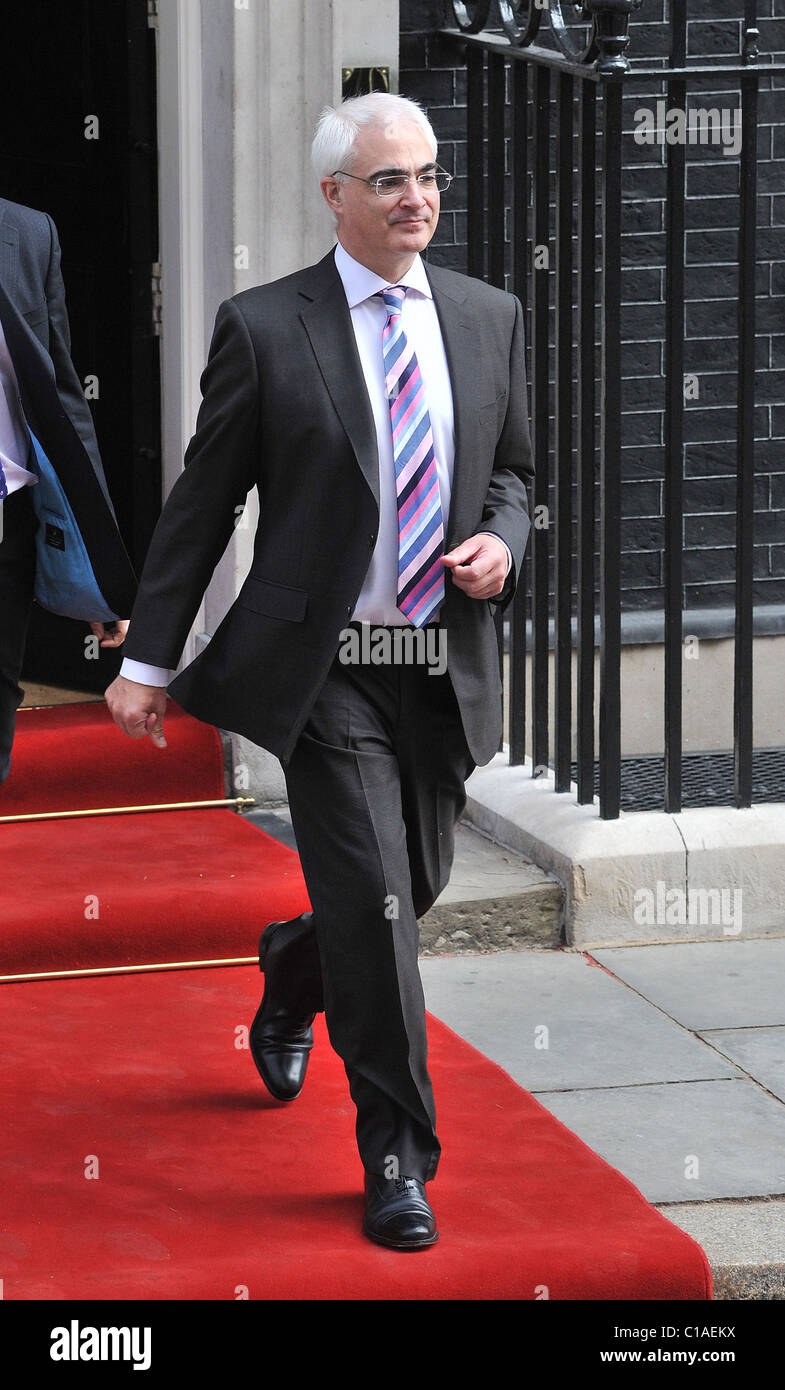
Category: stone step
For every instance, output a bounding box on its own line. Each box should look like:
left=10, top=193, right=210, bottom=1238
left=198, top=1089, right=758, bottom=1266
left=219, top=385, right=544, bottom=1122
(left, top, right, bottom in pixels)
left=244, top=809, right=563, bottom=953
left=657, top=1198, right=785, bottom=1300
left=420, top=822, right=562, bottom=953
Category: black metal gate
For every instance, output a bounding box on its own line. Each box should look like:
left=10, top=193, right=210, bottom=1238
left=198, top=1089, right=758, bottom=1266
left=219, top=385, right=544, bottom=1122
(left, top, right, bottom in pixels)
left=442, top=0, right=784, bottom=819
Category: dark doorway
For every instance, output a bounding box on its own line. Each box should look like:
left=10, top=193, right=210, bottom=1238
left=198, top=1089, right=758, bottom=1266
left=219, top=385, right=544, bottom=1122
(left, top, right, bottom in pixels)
left=0, top=0, right=160, bottom=691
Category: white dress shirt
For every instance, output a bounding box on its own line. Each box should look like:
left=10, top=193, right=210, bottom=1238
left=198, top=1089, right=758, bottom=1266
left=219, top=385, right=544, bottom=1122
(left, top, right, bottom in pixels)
left=121, top=243, right=510, bottom=687
left=0, top=315, right=38, bottom=495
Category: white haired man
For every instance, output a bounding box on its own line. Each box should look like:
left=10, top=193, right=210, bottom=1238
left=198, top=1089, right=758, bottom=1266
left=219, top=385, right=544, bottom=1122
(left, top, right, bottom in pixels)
left=106, top=92, right=533, bottom=1249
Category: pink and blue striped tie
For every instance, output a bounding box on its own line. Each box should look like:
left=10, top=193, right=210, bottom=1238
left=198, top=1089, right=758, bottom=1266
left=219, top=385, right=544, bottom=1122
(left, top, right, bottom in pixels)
left=379, top=286, right=445, bottom=627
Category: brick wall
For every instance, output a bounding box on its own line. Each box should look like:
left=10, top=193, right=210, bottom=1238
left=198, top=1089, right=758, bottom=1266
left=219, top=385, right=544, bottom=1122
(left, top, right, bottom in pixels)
left=399, top=0, right=785, bottom=615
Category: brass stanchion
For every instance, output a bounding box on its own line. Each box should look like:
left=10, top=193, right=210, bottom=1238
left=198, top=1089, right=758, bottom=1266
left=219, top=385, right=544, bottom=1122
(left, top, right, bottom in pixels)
left=0, top=796, right=256, bottom=824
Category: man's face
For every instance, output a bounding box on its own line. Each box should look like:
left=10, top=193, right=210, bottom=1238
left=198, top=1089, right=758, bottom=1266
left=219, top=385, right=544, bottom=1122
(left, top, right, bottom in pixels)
left=321, top=120, right=440, bottom=277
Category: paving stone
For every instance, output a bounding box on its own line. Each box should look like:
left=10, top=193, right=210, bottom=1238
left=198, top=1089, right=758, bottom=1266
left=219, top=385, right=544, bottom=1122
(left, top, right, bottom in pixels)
left=433, top=824, right=560, bottom=905
left=592, top=939, right=785, bottom=1029
left=419, top=953, right=741, bottom=1091
left=246, top=808, right=298, bottom=852
left=531, top=1079, right=785, bottom=1203
left=697, top=1027, right=785, bottom=1104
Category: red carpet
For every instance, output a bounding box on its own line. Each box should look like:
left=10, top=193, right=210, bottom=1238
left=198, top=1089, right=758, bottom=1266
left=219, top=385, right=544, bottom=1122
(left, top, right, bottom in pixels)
left=1, top=964, right=712, bottom=1301
left=3, top=700, right=226, bottom=815
left=1, top=703, right=712, bottom=1299
left=0, top=703, right=310, bottom=977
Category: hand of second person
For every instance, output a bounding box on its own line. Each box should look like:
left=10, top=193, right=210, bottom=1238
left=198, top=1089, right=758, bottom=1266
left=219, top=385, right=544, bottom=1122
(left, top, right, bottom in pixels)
left=441, top=533, right=508, bottom=599
left=105, top=674, right=168, bottom=747
left=90, top=619, right=130, bottom=648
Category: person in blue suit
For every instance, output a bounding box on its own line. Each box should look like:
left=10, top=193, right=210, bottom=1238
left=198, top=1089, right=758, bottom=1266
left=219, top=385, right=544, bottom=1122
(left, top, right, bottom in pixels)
left=0, top=196, right=136, bottom=782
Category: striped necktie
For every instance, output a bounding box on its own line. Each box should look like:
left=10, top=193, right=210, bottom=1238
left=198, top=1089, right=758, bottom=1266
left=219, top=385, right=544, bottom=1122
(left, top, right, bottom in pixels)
left=379, top=285, right=445, bottom=627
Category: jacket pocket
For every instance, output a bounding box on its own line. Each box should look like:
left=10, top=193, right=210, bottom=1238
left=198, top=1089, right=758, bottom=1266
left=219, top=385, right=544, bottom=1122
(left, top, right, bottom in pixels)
left=22, top=299, right=48, bottom=328
left=478, top=388, right=509, bottom=439
left=238, top=576, right=308, bottom=622
left=479, top=387, right=508, bottom=414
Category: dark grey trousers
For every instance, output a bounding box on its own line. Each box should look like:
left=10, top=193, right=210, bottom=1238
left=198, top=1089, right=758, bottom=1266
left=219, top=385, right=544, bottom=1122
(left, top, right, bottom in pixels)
left=279, top=630, right=476, bottom=1183
left=0, top=486, right=37, bottom=784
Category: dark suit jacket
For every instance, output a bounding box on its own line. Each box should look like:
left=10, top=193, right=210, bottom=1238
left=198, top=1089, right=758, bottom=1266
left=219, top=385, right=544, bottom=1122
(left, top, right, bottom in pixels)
left=0, top=196, right=136, bottom=616
left=123, top=249, right=534, bottom=766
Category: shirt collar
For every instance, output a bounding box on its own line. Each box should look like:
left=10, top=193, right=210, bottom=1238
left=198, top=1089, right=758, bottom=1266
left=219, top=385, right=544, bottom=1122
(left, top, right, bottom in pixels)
left=334, top=242, right=432, bottom=309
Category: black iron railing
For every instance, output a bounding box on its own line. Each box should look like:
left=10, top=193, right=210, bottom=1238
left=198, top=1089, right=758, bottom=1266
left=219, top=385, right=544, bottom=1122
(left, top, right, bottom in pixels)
left=442, top=0, right=783, bottom=819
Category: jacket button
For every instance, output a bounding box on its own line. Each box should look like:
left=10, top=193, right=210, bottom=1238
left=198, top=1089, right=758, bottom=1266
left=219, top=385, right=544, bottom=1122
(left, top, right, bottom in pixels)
left=369, top=533, right=376, bottom=546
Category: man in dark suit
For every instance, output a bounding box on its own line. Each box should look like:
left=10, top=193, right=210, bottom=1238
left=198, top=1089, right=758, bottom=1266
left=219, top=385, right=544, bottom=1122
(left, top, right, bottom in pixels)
left=0, top=196, right=133, bottom=783
left=106, top=93, right=533, bottom=1249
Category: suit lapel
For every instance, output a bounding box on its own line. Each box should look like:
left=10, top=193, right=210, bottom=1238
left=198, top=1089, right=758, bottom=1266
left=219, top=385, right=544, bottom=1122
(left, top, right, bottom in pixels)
left=298, top=253, right=380, bottom=510
left=296, top=253, right=490, bottom=538
left=0, top=205, right=53, bottom=387
left=0, top=206, right=20, bottom=323
left=0, top=272, right=56, bottom=401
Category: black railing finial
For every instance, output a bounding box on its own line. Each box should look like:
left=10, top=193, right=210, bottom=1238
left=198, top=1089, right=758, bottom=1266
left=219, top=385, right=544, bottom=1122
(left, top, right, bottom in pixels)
left=743, top=26, right=760, bottom=64
left=585, top=0, right=640, bottom=75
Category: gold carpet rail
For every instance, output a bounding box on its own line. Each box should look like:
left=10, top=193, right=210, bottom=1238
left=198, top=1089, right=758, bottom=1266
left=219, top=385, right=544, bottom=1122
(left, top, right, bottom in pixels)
left=1, top=956, right=258, bottom=984
left=0, top=796, right=256, bottom=824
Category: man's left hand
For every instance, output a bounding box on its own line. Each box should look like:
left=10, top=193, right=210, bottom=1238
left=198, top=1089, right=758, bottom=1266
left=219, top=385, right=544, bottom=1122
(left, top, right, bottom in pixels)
left=441, top=534, right=508, bottom=600
left=90, top=619, right=129, bottom=648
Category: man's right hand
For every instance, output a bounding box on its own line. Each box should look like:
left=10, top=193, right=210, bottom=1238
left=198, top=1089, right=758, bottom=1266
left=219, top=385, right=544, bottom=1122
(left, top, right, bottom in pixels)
left=105, top=675, right=168, bottom=747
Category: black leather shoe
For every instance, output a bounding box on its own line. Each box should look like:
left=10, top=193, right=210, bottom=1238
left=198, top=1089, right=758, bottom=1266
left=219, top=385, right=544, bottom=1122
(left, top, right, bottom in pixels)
left=362, top=1173, right=439, bottom=1250
left=249, top=921, right=316, bottom=1102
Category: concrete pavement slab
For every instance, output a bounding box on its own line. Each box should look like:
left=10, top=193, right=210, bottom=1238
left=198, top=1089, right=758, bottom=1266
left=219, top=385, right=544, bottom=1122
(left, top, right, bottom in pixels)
left=432, top=824, right=560, bottom=905
left=591, top=939, right=785, bottom=1030
left=246, top=808, right=298, bottom=852
left=419, top=952, right=741, bottom=1091
left=697, top=1027, right=785, bottom=1105
left=531, top=1079, right=785, bottom=1203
